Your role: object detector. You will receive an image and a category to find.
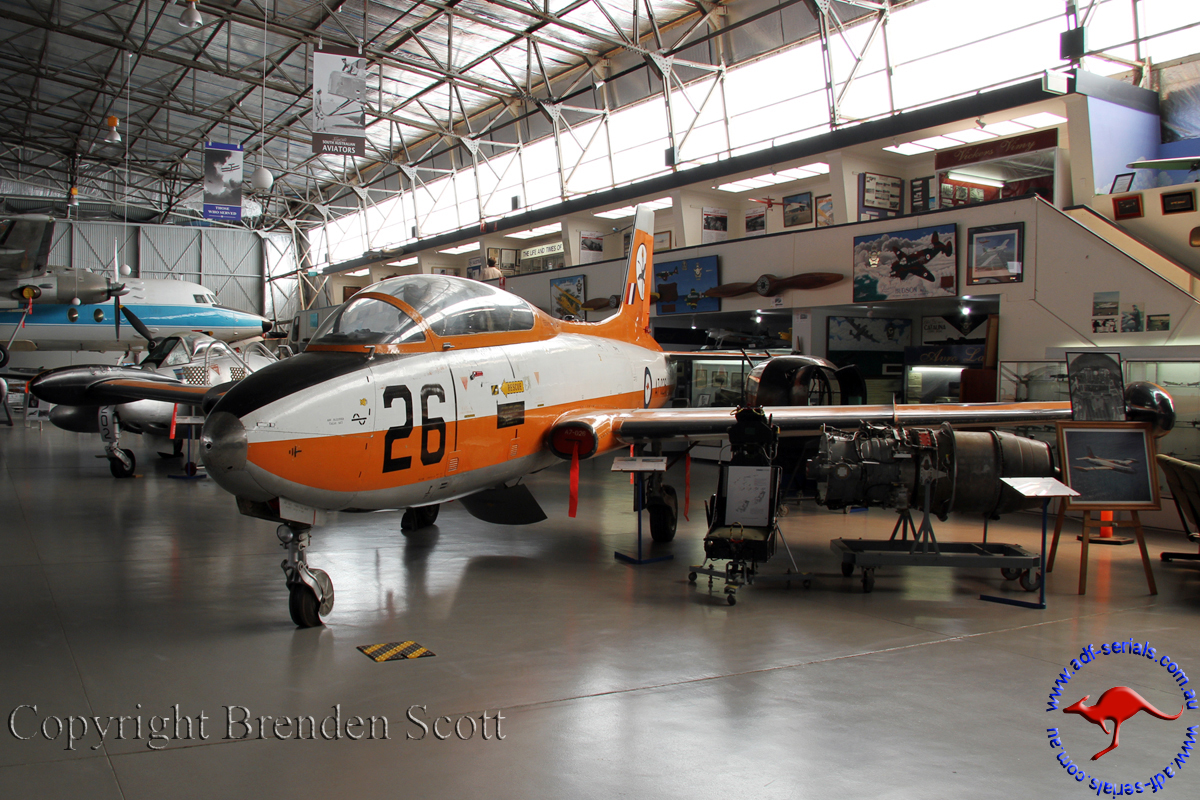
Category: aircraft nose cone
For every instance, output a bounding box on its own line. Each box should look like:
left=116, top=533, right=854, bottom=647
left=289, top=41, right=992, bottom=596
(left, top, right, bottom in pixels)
left=201, top=411, right=247, bottom=473
left=262, top=319, right=273, bottom=333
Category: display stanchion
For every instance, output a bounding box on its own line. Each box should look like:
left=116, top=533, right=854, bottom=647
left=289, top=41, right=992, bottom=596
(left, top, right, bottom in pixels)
left=612, top=456, right=673, bottom=566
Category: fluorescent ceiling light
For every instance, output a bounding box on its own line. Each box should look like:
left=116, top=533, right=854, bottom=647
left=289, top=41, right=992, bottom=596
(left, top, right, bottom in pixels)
left=594, top=206, right=636, bottom=219
left=345, top=268, right=370, bottom=277
left=910, top=135, right=962, bottom=150
left=798, top=161, right=829, bottom=174
left=507, top=223, right=562, bottom=239
left=438, top=242, right=480, bottom=255
left=947, top=171, right=1005, bottom=188
left=1011, top=112, right=1068, bottom=129
left=393, top=256, right=418, bottom=267
left=978, top=120, right=1031, bottom=136
left=883, top=142, right=933, bottom=156
left=716, top=180, right=763, bottom=192
left=643, top=197, right=673, bottom=210
left=941, top=128, right=996, bottom=144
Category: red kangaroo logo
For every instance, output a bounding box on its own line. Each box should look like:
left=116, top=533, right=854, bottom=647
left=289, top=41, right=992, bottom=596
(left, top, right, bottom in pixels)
left=1063, top=687, right=1185, bottom=760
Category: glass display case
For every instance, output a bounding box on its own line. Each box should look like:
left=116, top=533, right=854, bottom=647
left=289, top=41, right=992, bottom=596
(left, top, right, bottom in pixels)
left=998, top=361, right=1070, bottom=404
left=1125, top=361, right=1200, bottom=463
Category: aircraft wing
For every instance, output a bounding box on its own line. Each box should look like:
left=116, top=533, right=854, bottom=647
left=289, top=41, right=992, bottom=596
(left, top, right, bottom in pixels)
left=547, top=401, right=1073, bottom=457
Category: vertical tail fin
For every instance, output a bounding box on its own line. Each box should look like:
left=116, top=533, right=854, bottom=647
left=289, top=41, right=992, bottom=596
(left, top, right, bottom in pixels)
left=599, top=205, right=655, bottom=344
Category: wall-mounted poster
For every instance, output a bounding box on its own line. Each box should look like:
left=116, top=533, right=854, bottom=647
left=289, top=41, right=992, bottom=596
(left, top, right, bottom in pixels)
left=701, top=208, right=728, bottom=243
left=1162, top=189, right=1196, bottom=214
left=1121, top=299, right=1145, bottom=332
left=852, top=224, right=957, bottom=302
left=1112, top=194, right=1143, bottom=220
left=1092, top=291, right=1119, bottom=317
left=1066, top=351, right=1125, bottom=421
left=500, top=249, right=518, bottom=272
left=549, top=274, right=586, bottom=319
left=862, top=173, right=903, bottom=212
left=827, top=316, right=912, bottom=351
left=579, top=231, right=605, bottom=264
left=655, top=256, right=719, bottom=315
left=1147, top=314, right=1171, bottom=331
left=967, top=222, right=1024, bottom=284
left=1056, top=422, right=1159, bottom=511
left=486, top=247, right=501, bottom=268
left=910, top=177, right=935, bottom=212
left=921, top=315, right=989, bottom=345
left=745, top=206, right=766, bottom=236
left=311, top=47, right=367, bottom=156
left=783, top=192, right=812, bottom=227
left=815, top=195, right=833, bottom=227
left=202, top=142, right=243, bottom=221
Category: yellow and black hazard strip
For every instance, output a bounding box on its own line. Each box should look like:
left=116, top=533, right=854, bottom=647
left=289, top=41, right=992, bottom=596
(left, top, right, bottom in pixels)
left=357, top=641, right=435, bottom=662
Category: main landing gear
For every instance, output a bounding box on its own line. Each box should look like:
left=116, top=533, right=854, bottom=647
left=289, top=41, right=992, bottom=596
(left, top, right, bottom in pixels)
left=277, top=523, right=334, bottom=628
left=401, top=504, right=439, bottom=532
left=98, top=405, right=136, bottom=478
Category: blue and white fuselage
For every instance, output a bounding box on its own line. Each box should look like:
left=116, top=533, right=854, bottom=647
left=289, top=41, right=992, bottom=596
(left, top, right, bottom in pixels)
left=0, top=277, right=272, bottom=351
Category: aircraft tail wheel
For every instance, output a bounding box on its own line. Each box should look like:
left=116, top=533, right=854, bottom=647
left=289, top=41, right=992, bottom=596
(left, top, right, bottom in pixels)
left=648, top=484, right=678, bottom=543
left=0, top=343, right=8, bottom=369
left=289, top=585, right=322, bottom=627
left=108, top=449, right=136, bottom=478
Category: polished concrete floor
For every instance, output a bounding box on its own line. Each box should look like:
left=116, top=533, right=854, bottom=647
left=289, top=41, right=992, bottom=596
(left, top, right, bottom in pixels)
left=4, top=422, right=1200, bottom=798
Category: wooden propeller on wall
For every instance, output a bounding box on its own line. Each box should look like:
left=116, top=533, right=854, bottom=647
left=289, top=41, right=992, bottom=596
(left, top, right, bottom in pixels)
left=703, top=272, right=844, bottom=299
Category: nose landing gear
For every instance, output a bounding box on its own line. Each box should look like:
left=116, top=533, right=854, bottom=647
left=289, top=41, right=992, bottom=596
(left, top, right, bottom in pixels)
left=278, top=523, right=334, bottom=628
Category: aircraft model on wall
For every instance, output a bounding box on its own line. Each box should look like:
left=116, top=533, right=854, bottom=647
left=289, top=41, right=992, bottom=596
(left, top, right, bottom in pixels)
left=0, top=215, right=273, bottom=366
left=44, top=333, right=278, bottom=477
left=34, top=207, right=1103, bottom=628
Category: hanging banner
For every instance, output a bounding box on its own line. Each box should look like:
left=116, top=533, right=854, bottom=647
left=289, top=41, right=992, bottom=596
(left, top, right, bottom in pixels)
left=203, top=142, right=243, bottom=221
left=312, top=47, right=367, bottom=156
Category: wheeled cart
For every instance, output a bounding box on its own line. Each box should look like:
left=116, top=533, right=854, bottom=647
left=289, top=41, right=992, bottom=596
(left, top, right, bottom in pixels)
left=830, top=536, right=1042, bottom=593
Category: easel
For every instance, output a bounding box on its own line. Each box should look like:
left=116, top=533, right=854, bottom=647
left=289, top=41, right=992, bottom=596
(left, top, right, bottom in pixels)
left=1047, top=501, right=1157, bottom=595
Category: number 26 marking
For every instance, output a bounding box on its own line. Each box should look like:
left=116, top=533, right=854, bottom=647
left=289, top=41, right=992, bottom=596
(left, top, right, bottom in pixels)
left=382, top=383, right=446, bottom=473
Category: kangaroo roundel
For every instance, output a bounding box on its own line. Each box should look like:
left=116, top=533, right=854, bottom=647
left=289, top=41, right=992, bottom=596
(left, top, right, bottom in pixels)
left=635, top=244, right=647, bottom=300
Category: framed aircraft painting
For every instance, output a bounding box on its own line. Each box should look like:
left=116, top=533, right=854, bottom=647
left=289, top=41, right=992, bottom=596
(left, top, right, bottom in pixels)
left=826, top=316, right=912, bottom=352
left=1056, top=421, right=1159, bottom=511
left=654, top=256, right=720, bottom=315
left=967, top=222, right=1024, bottom=285
left=852, top=223, right=957, bottom=302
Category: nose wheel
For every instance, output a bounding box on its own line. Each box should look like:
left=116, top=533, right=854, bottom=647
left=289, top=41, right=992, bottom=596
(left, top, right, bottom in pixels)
left=278, top=524, right=334, bottom=627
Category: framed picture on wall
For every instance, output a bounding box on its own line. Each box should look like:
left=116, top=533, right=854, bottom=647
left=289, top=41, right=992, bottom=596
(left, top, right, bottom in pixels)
left=1109, top=173, right=1135, bottom=194
left=783, top=192, right=813, bottom=227
left=852, top=223, right=957, bottom=302
left=862, top=172, right=903, bottom=212
left=815, top=195, right=833, bottom=227
left=486, top=247, right=501, bottom=268
left=1112, top=194, right=1144, bottom=220
left=967, top=222, right=1024, bottom=285
left=1162, top=190, right=1196, bottom=215
left=654, top=231, right=672, bottom=250
left=1056, top=421, right=1159, bottom=511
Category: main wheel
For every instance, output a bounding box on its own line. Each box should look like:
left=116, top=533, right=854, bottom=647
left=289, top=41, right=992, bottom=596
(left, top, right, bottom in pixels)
left=1000, top=567, right=1022, bottom=581
left=648, top=484, right=678, bottom=543
left=289, top=584, right=323, bottom=627
left=0, top=343, right=8, bottom=369
left=109, top=449, right=136, bottom=478
left=401, top=504, right=440, bottom=531
left=841, top=562, right=854, bottom=577
left=727, top=594, right=736, bottom=606
left=862, top=570, right=876, bottom=593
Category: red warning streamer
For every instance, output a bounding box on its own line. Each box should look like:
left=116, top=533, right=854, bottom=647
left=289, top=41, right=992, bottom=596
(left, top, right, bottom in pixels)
left=568, top=442, right=579, bottom=518
left=168, top=404, right=179, bottom=440
left=684, top=452, right=691, bottom=522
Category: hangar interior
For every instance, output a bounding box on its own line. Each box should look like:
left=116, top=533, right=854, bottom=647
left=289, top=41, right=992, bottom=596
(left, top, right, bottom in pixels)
left=5, top=0, right=1200, bottom=797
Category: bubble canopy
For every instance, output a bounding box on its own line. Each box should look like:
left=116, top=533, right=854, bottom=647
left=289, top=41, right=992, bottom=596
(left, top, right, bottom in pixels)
left=310, top=275, right=536, bottom=347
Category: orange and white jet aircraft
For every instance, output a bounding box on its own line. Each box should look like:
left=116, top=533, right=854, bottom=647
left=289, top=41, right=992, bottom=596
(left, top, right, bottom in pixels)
left=32, top=207, right=1079, bottom=627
